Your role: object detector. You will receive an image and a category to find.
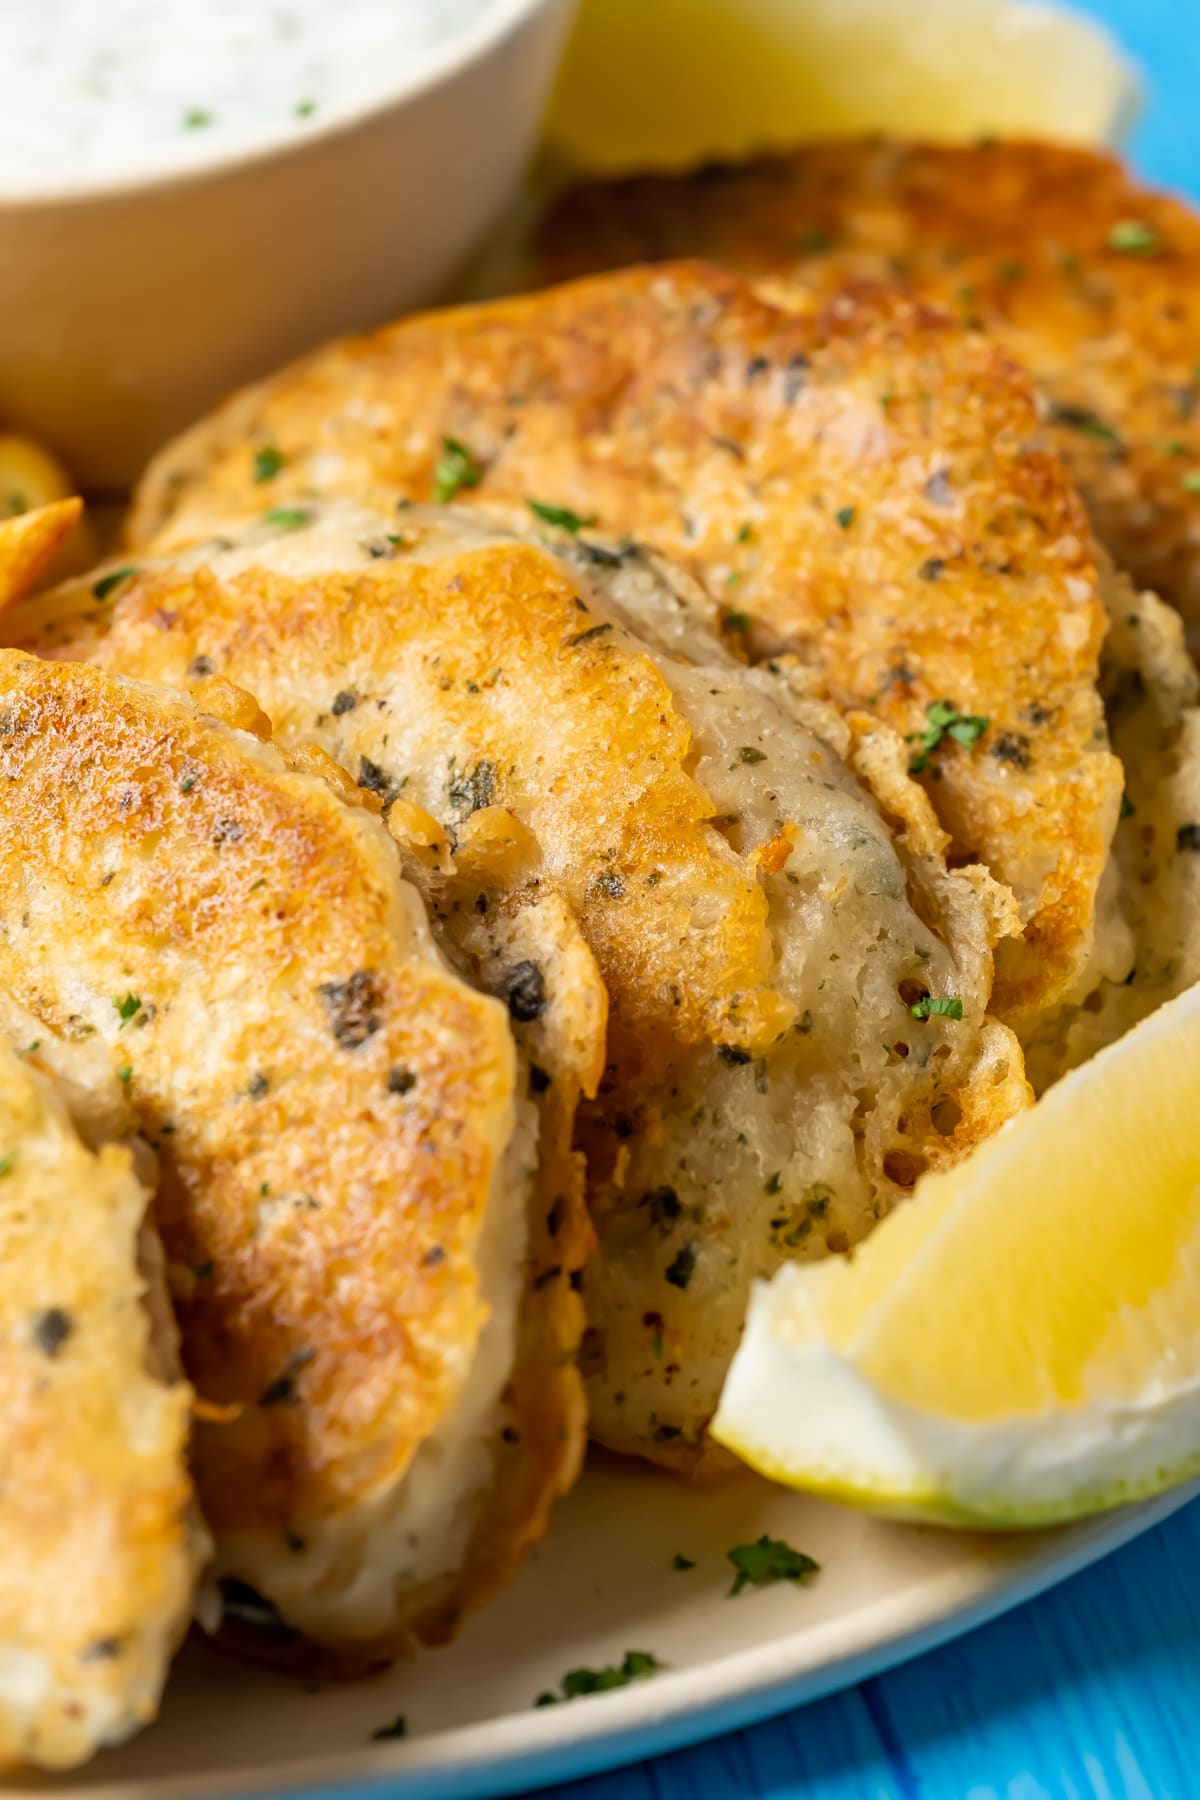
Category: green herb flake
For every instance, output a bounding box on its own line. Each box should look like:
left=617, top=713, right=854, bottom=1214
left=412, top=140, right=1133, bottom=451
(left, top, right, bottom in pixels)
left=835, top=505, right=856, bottom=530
left=296, top=98, right=317, bottom=118
left=1182, top=471, right=1200, bottom=494
left=727, top=1535, right=819, bottom=1597
left=433, top=436, right=484, bottom=504
left=183, top=108, right=213, bottom=130
left=0, top=1153, right=15, bottom=1178
left=371, top=1713, right=407, bottom=1741
left=725, top=610, right=751, bottom=633
left=738, top=745, right=767, bottom=764
left=527, top=499, right=597, bottom=534
left=1048, top=403, right=1121, bottom=445
left=1108, top=219, right=1161, bottom=256
left=736, top=521, right=754, bottom=543
left=536, top=1651, right=662, bottom=1707
left=92, top=565, right=138, bottom=601
left=114, top=993, right=142, bottom=1027
left=672, top=1553, right=696, bottom=1571
left=910, top=995, right=964, bottom=1021
left=1120, top=791, right=1136, bottom=820
left=263, top=506, right=312, bottom=531
left=253, top=444, right=286, bottom=484
left=907, top=700, right=989, bottom=774
left=117, top=1066, right=132, bottom=1086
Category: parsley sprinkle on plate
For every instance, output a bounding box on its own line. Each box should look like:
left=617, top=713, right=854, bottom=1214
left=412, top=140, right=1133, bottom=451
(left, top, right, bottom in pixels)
left=535, top=1651, right=662, bottom=1706
left=726, top=1535, right=819, bottom=1597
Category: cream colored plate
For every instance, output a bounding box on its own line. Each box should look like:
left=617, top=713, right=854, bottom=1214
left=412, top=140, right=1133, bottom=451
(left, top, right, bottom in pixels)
left=19, top=1454, right=1197, bottom=1800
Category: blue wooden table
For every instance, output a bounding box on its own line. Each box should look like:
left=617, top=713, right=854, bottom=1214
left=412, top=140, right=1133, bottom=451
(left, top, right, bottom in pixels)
left=542, top=4, right=1200, bottom=1796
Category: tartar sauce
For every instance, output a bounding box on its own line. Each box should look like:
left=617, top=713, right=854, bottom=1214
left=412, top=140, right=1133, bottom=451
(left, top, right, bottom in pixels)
left=0, top=0, right=499, bottom=195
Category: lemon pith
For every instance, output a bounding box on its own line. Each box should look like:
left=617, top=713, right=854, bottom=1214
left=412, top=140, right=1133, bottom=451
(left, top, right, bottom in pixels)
left=712, top=982, right=1200, bottom=1527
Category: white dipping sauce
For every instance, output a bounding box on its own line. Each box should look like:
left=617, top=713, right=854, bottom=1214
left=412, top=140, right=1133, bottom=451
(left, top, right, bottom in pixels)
left=0, top=0, right=499, bottom=195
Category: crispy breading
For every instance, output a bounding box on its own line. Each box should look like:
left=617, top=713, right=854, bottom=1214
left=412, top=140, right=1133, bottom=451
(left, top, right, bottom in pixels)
left=124, top=265, right=1121, bottom=1033
left=540, top=138, right=1200, bottom=634
left=0, top=641, right=572, bottom=1667
left=0, top=1037, right=202, bottom=1770
left=4, top=501, right=1031, bottom=1465
left=0, top=497, right=81, bottom=610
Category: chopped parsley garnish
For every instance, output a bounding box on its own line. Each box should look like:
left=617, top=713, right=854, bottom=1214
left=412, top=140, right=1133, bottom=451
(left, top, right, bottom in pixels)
left=727, top=1535, right=819, bottom=1597
left=296, top=98, right=317, bottom=118
left=263, top=506, right=312, bottom=531
left=910, top=995, right=964, bottom=1021
left=835, top=505, right=856, bottom=530
left=92, top=565, right=138, bottom=600
left=1048, top=403, right=1121, bottom=445
left=738, top=745, right=767, bottom=764
left=371, top=1713, right=407, bottom=1741
left=526, top=499, right=597, bottom=534
left=114, top=993, right=142, bottom=1027
left=117, top=1065, right=133, bottom=1086
left=1108, top=219, right=1160, bottom=256
left=737, top=521, right=754, bottom=543
left=1182, top=471, right=1200, bottom=494
left=21, top=1041, right=39, bottom=1054
left=433, top=436, right=484, bottom=503
left=0, top=1153, right=14, bottom=1178
left=726, top=610, right=751, bottom=633
left=1120, top=791, right=1136, bottom=820
left=183, top=108, right=214, bottom=130
left=253, top=444, right=286, bottom=484
left=907, top=700, right=989, bottom=773
left=672, top=1553, right=696, bottom=1571
left=535, top=1651, right=661, bottom=1706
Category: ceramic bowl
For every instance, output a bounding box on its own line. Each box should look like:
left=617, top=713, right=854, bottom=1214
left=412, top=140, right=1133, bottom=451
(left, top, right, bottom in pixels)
left=0, top=0, right=576, bottom=490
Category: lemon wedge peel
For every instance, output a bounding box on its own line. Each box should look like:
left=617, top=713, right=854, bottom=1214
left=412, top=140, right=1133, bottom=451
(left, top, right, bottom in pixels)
left=712, top=983, right=1200, bottom=1528
left=546, top=0, right=1141, bottom=178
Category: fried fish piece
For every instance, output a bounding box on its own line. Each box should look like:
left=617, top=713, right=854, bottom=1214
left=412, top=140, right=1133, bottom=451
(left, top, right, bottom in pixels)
left=0, top=1035, right=202, bottom=1770
left=1025, top=569, right=1200, bottom=1089
left=125, top=263, right=1122, bottom=1034
left=4, top=501, right=1030, bottom=1465
left=540, top=138, right=1200, bottom=634
left=0, top=637, right=575, bottom=1667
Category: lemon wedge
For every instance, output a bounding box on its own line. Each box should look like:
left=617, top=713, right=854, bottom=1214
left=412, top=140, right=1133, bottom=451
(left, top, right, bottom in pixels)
left=712, top=981, right=1200, bottom=1527
left=545, top=0, right=1139, bottom=176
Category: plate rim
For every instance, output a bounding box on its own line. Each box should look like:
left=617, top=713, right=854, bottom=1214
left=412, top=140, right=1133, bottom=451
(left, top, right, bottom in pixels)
left=59, top=1480, right=1200, bottom=1800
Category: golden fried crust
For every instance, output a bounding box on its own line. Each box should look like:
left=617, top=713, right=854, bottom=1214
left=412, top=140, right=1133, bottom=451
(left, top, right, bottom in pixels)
left=15, top=536, right=787, bottom=1055
left=124, top=265, right=1120, bottom=1027
left=541, top=139, right=1200, bottom=630
left=0, top=1041, right=200, bottom=1770
left=0, top=498, right=81, bottom=610
left=0, top=651, right=526, bottom=1654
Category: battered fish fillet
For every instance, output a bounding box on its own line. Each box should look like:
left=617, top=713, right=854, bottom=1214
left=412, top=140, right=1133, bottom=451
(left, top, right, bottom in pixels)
left=1025, top=569, right=1200, bottom=1089
left=125, top=263, right=1122, bottom=1035
left=0, top=632, right=581, bottom=1667
left=540, top=139, right=1200, bottom=634
left=0, top=1035, right=202, bottom=1770
left=4, top=501, right=1030, bottom=1466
